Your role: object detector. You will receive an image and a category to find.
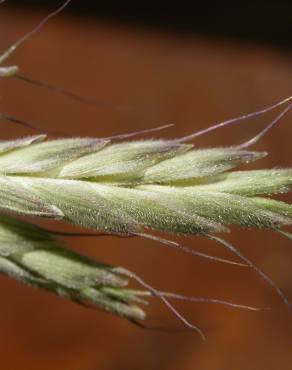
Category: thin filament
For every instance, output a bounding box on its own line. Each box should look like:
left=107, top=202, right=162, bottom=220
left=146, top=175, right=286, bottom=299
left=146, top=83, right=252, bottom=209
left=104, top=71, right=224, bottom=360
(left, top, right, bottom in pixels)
left=47, top=229, right=246, bottom=266
left=113, top=267, right=206, bottom=339
left=16, top=74, right=135, bottom=113
left=1, top=112, right=173, bottom=140
left=48, top=230, right=134, bottom=238
left=161, top=292, right=269, bottom=311
left=102, top=124, right=174, bottom=141
left=0, top=113, right=68, bottom=136
left=177, top=96, right=292, bottom=143
left=236, top=103, right=292, bottom=149
left=138, top=232, right=248, bottom=267
left=0, top=0, right=72, bottom=64
left=208, top=234, right=292, bottom=308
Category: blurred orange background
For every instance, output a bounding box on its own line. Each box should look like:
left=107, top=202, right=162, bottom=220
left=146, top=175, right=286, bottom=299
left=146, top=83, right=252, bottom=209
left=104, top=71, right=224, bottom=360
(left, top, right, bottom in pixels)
left=1, top=3, right=292, bottom=370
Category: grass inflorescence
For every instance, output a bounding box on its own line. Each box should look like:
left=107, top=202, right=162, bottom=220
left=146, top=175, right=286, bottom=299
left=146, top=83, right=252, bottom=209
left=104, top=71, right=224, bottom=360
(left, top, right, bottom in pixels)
left=0, top=135, right=291, bottom=236
left=0, top=130, right=291, bottom=334
left=1, top=0, right=292, bottom=338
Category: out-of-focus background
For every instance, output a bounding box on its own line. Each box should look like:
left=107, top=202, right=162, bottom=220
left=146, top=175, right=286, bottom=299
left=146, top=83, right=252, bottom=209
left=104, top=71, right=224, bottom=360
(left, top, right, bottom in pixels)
left=0, top=1, right=292, bottom=370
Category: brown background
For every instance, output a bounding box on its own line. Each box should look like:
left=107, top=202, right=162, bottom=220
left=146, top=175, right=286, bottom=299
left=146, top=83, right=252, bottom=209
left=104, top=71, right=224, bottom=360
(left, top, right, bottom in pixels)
left=1, top=4, right=292, bottom=370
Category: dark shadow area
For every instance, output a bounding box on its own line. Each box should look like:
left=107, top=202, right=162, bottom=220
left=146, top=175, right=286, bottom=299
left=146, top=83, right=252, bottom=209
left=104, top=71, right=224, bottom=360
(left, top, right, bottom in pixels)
left=8, top=0, right=292, bottom=49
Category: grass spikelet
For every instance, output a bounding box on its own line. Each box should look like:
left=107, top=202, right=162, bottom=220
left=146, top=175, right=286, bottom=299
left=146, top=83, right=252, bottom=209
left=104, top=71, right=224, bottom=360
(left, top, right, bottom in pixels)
left=0, top=214, right=147, bottom=321
left=0, top=136, right=291, bottom=235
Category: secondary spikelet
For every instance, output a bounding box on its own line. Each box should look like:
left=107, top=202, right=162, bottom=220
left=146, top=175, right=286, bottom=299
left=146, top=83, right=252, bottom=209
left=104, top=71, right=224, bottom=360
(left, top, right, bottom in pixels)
left=0, top=214, right=147, bottom=321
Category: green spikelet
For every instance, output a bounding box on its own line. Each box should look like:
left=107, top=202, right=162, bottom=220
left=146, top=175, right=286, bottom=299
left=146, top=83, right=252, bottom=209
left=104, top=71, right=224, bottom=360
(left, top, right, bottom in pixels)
left=0, top=136, right=290, bottom=235
left=0, top=214, right=147, bottom=321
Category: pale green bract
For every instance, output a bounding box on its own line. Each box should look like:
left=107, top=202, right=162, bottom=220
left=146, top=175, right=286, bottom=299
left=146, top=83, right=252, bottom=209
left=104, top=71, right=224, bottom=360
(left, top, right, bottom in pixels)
left=0, top=135, right=291, bottom=235
left=0, top=214, right=147, bottom=321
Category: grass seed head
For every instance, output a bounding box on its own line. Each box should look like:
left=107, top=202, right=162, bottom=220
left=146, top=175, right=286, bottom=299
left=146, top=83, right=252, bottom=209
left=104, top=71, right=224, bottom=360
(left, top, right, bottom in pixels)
left=0, top=136, right=290, bottom=236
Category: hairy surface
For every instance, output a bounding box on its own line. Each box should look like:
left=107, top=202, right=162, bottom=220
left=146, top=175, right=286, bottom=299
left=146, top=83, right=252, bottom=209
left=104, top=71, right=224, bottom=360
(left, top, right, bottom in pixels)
left=0, top=135, right=291, bottom=236
left=0, top=214, right=147, bottom=321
